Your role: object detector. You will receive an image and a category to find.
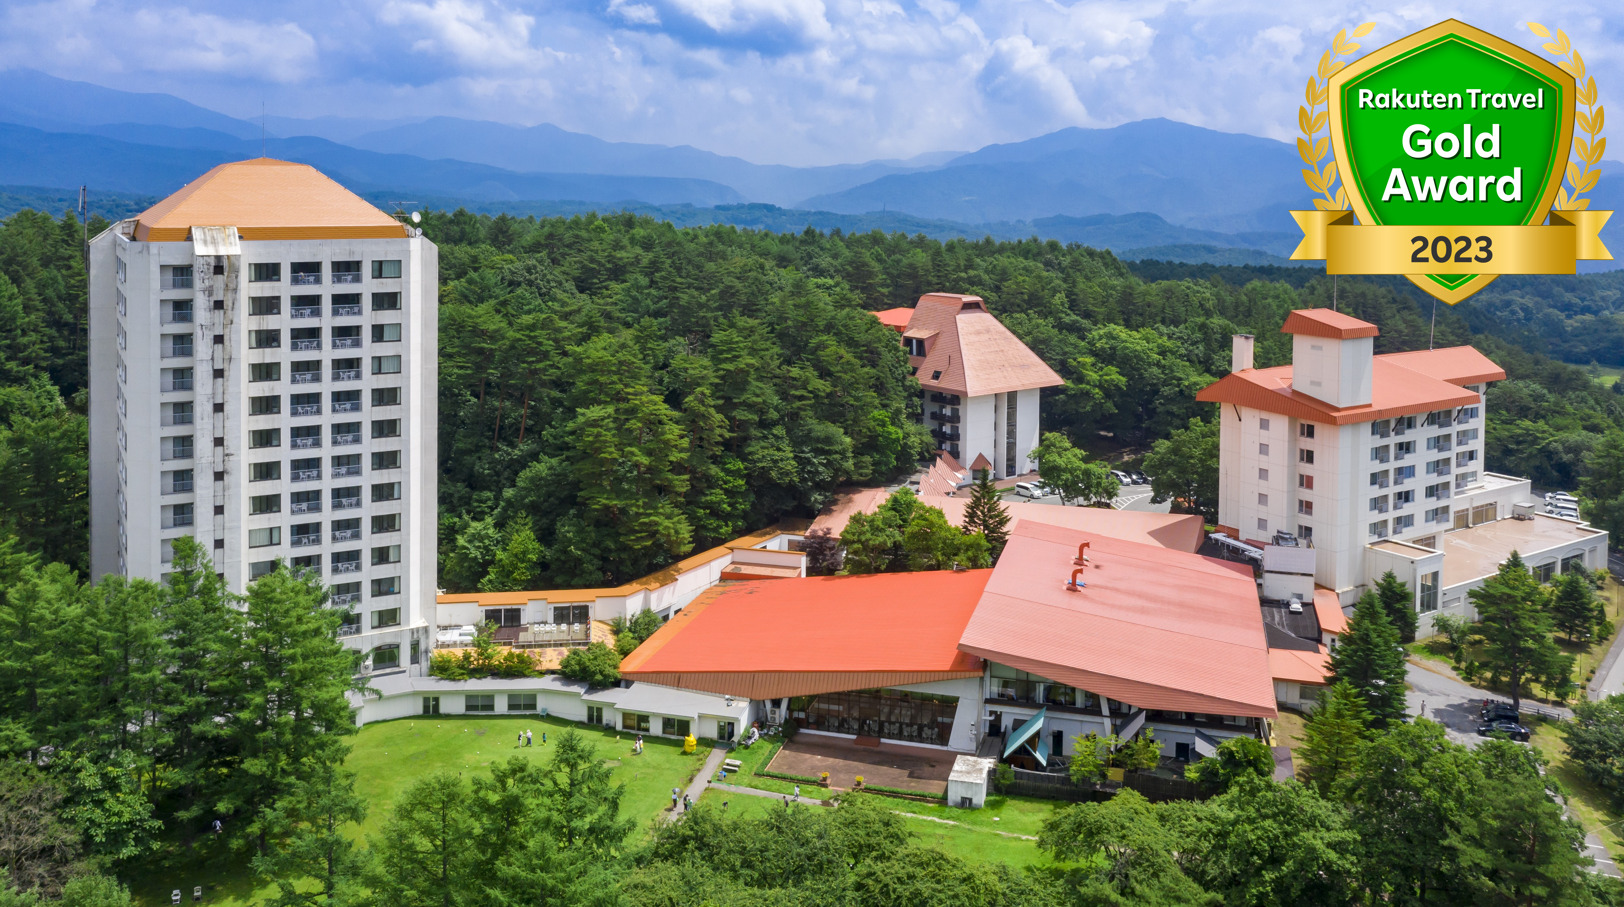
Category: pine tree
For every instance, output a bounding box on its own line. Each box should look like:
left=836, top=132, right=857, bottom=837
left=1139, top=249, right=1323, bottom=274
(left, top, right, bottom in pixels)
left=1299, top=681, right=1373, bottom=795
left=1471, top=552, right=1569, bottom=710
left=1373, top=570, right=1419, bottom=644
left=1329, top=592, right=1409, bottom=726
left=961, top=469, right=1011, bottom=560
left=254, top=760, right=369, bottom=907
left=1550, top=570, right=1604, bottom=644
left=367, top=772, right=478, bottom=907
left=479, top=520, right=542, bottom=592
left=222, top=566, right=360, bottom=853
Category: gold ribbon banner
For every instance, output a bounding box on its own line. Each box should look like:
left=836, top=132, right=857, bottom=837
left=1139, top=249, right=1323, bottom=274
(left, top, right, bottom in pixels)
left=1290, top=210, right=1614, bottom=274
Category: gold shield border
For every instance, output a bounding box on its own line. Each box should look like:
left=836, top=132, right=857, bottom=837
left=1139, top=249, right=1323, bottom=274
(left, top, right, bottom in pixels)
left=1325, top=19, right=1576, bottom=304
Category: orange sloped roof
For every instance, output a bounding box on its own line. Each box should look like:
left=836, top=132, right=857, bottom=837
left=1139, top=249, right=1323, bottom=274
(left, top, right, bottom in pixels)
left=1197, top=352, right=1483, bottom=424
left=1269, top=645, right=1332, bottom=685
left=1377, top=347, right=1507, bottom=385
left=133, top=158, right=408, bottom=242
left=1281, top=308, right=1379, bottom=339
left=906, top=293, right=1062, bottom=396
left=620, top=570, right=989, bottom=699
left=959, top=522, right=1277, bottom=718
left=1313, top=588, right=1348, bottom=635
left=871, top=307, right=913, bottom=332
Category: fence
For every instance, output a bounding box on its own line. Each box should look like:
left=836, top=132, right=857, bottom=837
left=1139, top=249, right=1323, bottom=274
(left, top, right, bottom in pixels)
left=1002, top=767, right=1207, bottom=803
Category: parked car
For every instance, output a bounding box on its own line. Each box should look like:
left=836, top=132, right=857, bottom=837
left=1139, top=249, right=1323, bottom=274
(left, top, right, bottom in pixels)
left=436, top=625, right=477, bottom=644
left=1130, top=471, right=1150, bottom=485
left=1476, top=719, right=1531, bottom=742
left=1110, top=470, right=1132, bottom=484
left=1546, top=491, right=1578, bottom=504
left=1013, top=482, right=1045, bottom=498
left=1480, top=700, right=1519, bottom=723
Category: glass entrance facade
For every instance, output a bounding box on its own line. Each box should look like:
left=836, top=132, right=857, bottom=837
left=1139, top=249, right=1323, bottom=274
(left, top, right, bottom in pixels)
left=793, top=688, right=958, bottom=746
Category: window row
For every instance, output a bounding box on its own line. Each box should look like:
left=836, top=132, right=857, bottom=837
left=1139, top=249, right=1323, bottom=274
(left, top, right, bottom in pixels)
left=250, top=387, right=400, bottom=416
left=460, top=693, right=548, bottom=714
left=250, top=451, right=400, bottom=481
left=250, top=483, right=401, bottom=514
left=249, top=292, right=401, bottom=315
left=247, top=260, right=402, bottom=283
left=248, top=421, right=401, bottom=448
left=244, top=515, right=399, bottom=547
left=248, top=357, right=400, bottom=382
left=248, top=324, right=401, bottom=349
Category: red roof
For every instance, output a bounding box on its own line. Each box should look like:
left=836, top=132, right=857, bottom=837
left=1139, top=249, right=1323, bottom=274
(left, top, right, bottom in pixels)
left=620, top=570, right=988, bottom=699
left=1268, top=646, right=1332, bottom=685
left=1313, top=588, right=1348, bottom=635
left=959, top=522, right=1278, bottom=718
left=904, top=293, right=1063, bottom=397
left=871, top=307, right=913, bottom=332
left=1196, top=350, right=1487, bottom=424
left=1377, top=347, right=1506, bottom=385
left=1281, top=308, right=1379, bottom=339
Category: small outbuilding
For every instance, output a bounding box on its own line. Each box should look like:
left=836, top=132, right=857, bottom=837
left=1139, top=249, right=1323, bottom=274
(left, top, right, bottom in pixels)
left=947, top=755, right=997, bottom=809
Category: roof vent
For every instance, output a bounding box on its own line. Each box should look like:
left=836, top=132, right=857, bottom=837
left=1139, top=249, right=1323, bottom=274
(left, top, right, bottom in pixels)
left=1073, top=541, right=1091, bottom=566
left=1066, top=567, right=1086, bottom=591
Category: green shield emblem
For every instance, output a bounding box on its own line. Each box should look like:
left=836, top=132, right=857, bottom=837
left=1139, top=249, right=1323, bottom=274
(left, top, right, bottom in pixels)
left=1328, top=20, right=1575, bottom=303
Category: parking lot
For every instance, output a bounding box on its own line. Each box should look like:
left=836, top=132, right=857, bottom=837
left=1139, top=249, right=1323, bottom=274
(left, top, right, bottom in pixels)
left=1000, top=478, right=1172, bottom=514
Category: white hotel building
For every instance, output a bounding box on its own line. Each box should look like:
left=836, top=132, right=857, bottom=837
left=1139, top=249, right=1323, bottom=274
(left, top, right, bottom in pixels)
left=88, top=159, right=437, bottom=674
left=1199, top=308, right=1606, bottom=636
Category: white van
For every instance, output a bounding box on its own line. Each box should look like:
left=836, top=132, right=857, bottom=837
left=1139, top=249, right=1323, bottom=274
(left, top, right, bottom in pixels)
left=1547, top=491, right=1578, bottom=504
left=1013, top=482, right=1045, bottom=498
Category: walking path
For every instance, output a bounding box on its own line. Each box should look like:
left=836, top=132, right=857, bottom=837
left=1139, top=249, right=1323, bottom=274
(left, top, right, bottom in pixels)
left=889, top=810, right=1037, bottom=840
left=663, top=746, right=732, bottom=823
left=711, top=780, right=831, bottom=806
left=1589, top=619, right=1624, bottom=701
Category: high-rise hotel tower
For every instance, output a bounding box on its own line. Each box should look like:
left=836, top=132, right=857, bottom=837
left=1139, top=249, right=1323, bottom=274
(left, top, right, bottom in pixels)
left=88, top=159, right=437, bottom=675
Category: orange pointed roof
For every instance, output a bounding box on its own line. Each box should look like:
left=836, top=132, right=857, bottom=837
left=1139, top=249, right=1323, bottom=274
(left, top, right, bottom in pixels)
left=1196, top=348, right=1489, bottom=424
left=1281, top=308, right=1379, bottom=339
left=133, top=158, right=409, bottom=242
left=905, top=293, right=1062, bottom=397
left=871, top=307, right=913, bottom=332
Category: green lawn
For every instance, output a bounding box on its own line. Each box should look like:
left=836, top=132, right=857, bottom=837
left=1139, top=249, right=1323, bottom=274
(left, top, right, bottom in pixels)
left=1590, top=365, right=1624, bottom=387
left=124, top=715, right=712, bottom=907
left=1528, top=717, right=1624, bottom=859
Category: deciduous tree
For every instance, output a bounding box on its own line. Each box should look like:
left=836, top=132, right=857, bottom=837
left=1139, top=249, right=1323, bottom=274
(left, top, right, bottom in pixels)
left=1143, top=418, right=1220, bottom=522
left=1030, top=432, right=1116, bottom=505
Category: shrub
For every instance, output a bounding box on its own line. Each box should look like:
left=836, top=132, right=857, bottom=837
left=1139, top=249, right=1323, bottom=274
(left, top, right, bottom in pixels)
left=994, top=762, right=1014, bottom=793
left=558, top=641, right=621, bottom=688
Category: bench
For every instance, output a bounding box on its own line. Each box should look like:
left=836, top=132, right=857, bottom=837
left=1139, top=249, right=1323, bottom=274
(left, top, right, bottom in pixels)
left=722, top=759, right=743, bottom=772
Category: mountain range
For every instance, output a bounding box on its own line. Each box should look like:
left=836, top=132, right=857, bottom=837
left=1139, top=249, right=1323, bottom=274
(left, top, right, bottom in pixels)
left=0, top=67, right=1616, bottom=266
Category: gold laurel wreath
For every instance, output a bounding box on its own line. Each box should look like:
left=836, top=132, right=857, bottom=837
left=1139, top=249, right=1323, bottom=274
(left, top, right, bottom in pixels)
left=1299, top=22, right=1374, bottom=211
left=1529, top=22, right=1605, bottom=210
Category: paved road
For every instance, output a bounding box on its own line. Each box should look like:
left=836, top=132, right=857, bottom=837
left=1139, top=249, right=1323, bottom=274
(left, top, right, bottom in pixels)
left=664, top=746, right=730, bottom=823
left=1406, top=660, right=1500, bottom=747
left=999, top=485, right=1171, bottom=514
left=1590, top=619, right=1624, bottom=701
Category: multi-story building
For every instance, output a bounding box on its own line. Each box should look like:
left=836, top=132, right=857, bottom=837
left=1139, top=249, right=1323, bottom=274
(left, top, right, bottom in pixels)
left=88, top=158, right=437, bottom=674
left=1199, top=308, right=1606, bottom=635
left=872, top=293, right=1062, bottom=477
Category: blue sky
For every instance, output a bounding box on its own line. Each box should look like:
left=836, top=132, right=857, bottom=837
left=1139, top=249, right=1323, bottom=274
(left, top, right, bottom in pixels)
left=1, top=0, right=1617, bottom=166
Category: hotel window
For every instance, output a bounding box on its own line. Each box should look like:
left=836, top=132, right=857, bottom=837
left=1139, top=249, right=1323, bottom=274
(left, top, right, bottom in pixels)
left=1457, top=428, right=1478, bottom=444
left=621, top=713, right=651, bottom=732
left=248, top=527, right=281, bottom=548
left=372, top=323, right=401, bottom=343
left=372, top=607, right=401, bottom=629
left=508, top=693, right=537, bottom=712
left=372, top=292, right=401, bottom=311
left=249, top=329, right=281, bottom=349
left=251, top=362, right=281, bottom=382
left=250, top=296, right=281, bottom=315
left=250, top=428, right=281, bottom=449
left=422, top=696, right=440, bottom=715
left=1259, top=418, right=1270, bottom=431
left=1456, top=450, right=1478, bottom=467
left=587, top=705, right=604, bottom=726
left=662, top=717, right=692, bottom=737
left=1394, top=489, right=1415, bottom=506
left=1534, top=562, right=1556, bottom=584
left=250, top=394, right=281, bottom=416
left=1298, top=474, right=1314, bottom=490
left=163, top=436, right=193, bottom=460
left=1395, top=464, right=1416, bottom=483
left=250, top=494, right=281, bottom=515
left=372, top=513, right=400, bottom=534
left=1298, top=449, right=1314, bottom=464
left=1297, top=525, right=1313, bottom=540
left=372, top=482, right=401, bottom=502
left=1395, top=440, right=1415, bottom=458
left=1427, top=506, right=1450, bottom=523
left=250, top=461, right=280, bottom=482
left=372, top=355, right=401, bottom=375
left=1394, top=514, right=1415, bottom=531
left=465, top=694, right=495, bottom=713
left=372, top=387, right=401, bottom=407
left=1460, top=406, right=1479, bottom=421
left=1257, top=493, right=1268, bottom=506
left=250, top=560, right=277, bottom=579
left=1258, top=443, right=1269, bottom=456
left=371, top=259, right=402, bottom=279
left=372, top=450, right=400, bottom=470
left=1299, top=423, right=1315, bottom=438
left=1257, top=518, right=1268, bottom=532
left=1298, top=500, right=1313, bottom=516
left=1370, top=495, right=1389, bottom=513
left=1258, top=468, right=1269, bottom=481
left=1370, top=445, right=1390, bottom=463
left=1369, top=520, right=1389, bottom=538
left=371, top=545, right=401, bottom=566
left=371, top=419, right=401, bottom=439
left=370, top=644, right=400, bottom=670
left=1419, top=571, right=1438, bottom=612
left=1562, top=554, right=1587, bottom=574
left=371, top=576, right=399, bottom=597
left=249, top=262, right=281, bottom=282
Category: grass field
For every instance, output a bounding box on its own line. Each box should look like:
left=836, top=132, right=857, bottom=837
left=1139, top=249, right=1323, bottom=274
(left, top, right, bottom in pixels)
left=1590, top=365, right=1624, bottom=387
left=124, top=714, right=711, bottom=907
left=1528, top=717, right=1624, bottom=859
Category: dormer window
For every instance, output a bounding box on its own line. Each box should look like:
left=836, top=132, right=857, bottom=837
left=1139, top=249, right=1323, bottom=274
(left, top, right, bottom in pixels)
left=931, top=370, right=942, bottom=381
left=904, top=337, right=926, bottom=356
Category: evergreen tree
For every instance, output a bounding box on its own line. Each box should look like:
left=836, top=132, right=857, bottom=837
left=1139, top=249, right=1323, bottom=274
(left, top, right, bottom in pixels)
left=254, top=760, right=370, bottom=907
left=1373, top=570, right=1419, bottom=644
left=1550, top=569, right=1606, bottom=644
left=1329, top=592, right=1408, bottom=726
left=1580, top=429, right=1624, bottom=542
left=478, top=520, right=542, bottom=592
left=1299, top=681, right=1373, bottom=795
left=1470, top=552, right=1569, bottom=710
left=1468, top=740, right=1591, bottom=905
left=368, top=772, right=478, bottom=907
left=542, top=729, right=635, bottom=853
left=221, top=565, right=359, bottom=853
left=558, top=642, right=621, bottom=688
left=960, top=468, right=1010, bottom=560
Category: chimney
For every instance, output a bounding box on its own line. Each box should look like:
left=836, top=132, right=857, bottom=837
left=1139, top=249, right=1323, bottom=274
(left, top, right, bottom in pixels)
left=1231, top=334, right=1255, bottom=373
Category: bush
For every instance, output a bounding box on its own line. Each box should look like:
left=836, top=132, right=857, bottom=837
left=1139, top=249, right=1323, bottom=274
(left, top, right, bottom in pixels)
left=558, top=641, right=622, bottom=688
left=994, top=762, right=1014, bottom=793
left=781, top=721, right=799, bottom=741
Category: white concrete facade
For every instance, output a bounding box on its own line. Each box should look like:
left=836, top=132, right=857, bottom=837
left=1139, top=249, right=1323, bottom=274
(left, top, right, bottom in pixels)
left=928, top=387, right=1041, bottom=479
left=89, top=225, right=437, bottom=675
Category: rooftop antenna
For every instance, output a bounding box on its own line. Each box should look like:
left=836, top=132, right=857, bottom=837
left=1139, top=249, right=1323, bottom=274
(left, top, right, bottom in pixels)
left=1429, top=298, right=1437, bottom=349
left=1332, top=274, right=1338, bottom=311
left=261, top=101, right=266, bottom=158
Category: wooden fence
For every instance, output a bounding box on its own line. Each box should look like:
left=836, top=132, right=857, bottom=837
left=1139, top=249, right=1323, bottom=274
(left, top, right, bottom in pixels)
left=1001, top=767, right=1207, bottom=803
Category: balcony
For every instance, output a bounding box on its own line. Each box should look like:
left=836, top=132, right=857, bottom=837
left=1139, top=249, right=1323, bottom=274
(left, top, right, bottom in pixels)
left=332, top=592, right=360, bottom=608
left=161, top=275, right=194, bottom=291
left=332, top=401, right=362, bottom=414
left=332, top=272, right=362, bottom=285
left=332, top=369, right=361, bottom=382
left=166, top=412, right=194, bottom=426
left=332, top=561, right=360, bottom=574
left=929, top=410, right=960, bottom=424
left=930, top=392, right=961, bottom=406
left=291, top=468, right=320, bottom=482
left=292, top=339, right=322, bottom=351
left=291, top=372, right=321, bottom=385
left=337, top=622, right=362, bottom=637
left=291, top=273, right=322, bottom=287
left=332, top=432, right=362, bottom=446
left=333, top=497, right=362, bottom=511
left=332, top=337, right=362, bottom=349
left=291, top=306, right=321, bottom=319
left=163, top=481, right=194, bottom=495
left=163, top=514, right=194, bottom=530
left=291, top=403, right=322, bottom=417
left=291, top=437, right=322, bottom=450
left=931, top=428, right=961, bottom=443
left=332, top=304, right=362, bottom=317
left=291, top=534, right=321, bottom=548
left=332, top=464, right=362, bottom=478
left=162, top=378, right=193, bottom=392
left=332, top=528, right=361, bottom=542
left=163, top=344, right=194, bottom=359
left=292, top=500, right=322, bottom=514
left=163, top=311, right=194, bottom=325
